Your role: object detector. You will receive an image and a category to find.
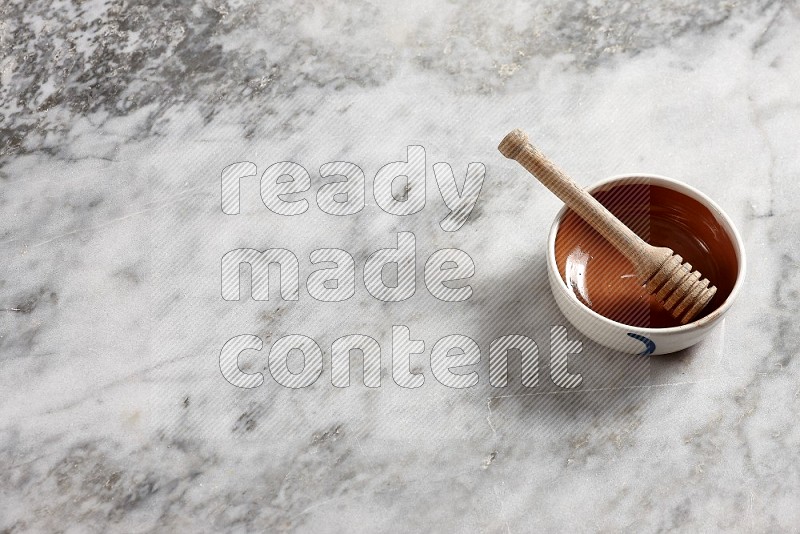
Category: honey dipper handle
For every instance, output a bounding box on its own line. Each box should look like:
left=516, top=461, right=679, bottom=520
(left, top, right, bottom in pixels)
left=498, top=129, right=650, bottom=266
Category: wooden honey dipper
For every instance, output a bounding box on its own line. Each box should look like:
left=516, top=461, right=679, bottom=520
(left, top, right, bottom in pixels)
left=498, top=128, right=717, bottom=324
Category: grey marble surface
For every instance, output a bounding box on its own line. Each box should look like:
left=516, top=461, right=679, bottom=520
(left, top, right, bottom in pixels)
left=2, top=0, right=799, bottom=532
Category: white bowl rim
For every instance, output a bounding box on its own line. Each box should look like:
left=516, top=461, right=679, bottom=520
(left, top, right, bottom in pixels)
left=546, top=173, right=747, bottom=333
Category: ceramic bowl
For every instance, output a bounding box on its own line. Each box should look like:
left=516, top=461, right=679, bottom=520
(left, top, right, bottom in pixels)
left=546, top=174, right=746, bottom=355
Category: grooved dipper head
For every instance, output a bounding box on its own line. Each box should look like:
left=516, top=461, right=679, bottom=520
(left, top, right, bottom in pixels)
left=644, top=253, right=718, bottom=324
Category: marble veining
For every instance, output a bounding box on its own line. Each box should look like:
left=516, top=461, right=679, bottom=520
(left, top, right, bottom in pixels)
left=1, top=0, right=799, bottom=532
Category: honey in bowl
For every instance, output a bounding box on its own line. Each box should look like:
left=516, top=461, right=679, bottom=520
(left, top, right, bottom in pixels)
left=553, top=181, right=739, bottom=328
